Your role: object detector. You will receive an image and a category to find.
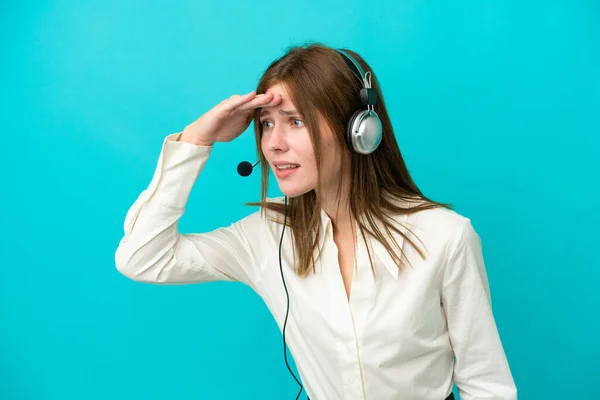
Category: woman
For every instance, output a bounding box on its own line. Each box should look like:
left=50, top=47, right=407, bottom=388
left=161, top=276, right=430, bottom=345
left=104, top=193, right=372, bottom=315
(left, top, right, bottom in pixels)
left=115, top=43, right=517, bottom=400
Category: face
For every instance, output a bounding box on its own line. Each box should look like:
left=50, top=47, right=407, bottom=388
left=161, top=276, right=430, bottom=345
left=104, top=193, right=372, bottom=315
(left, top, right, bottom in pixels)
left=259, top=83, right=344, bottom=199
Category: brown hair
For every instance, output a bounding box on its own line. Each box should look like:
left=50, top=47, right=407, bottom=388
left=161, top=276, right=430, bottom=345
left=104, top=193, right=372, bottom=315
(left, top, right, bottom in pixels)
left=245, top=42, right=452, bottom=277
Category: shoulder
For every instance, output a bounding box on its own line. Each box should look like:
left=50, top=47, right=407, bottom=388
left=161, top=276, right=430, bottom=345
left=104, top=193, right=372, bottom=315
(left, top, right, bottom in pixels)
left=387, top=196, right=470, bottom=236
left=411, top=206, right=472, bottom=236
left=398, top=201, right=479, bottom=256
left=230, top=196, right=287, bottom=239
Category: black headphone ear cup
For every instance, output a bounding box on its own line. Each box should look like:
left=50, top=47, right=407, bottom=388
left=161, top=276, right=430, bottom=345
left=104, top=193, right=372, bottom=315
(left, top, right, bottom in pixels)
left=346, top=110, right=364, bottom=153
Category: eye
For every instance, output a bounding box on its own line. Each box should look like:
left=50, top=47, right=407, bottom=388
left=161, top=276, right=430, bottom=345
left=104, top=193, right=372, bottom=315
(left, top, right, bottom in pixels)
left=292, top=119, right=304, bottom=127
left=261, top=120, right=274, bottom=129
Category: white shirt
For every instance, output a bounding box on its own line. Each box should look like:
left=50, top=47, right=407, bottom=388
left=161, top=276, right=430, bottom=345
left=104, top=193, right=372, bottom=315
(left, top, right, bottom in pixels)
left=115, top=132, right=518, bottom=400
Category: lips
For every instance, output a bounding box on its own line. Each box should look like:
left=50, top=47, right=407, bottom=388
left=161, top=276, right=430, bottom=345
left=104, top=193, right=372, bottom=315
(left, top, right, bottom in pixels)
left=273, top=162, right=300, bottom=179
left=275, top=164, right=300, bottom=170
left=272, top=161, right=301, bottom=170
left=273, top=160, right=300, bottom=166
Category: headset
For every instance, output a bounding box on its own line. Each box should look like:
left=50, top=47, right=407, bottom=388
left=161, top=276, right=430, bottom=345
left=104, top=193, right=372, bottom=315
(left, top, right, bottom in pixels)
left=237, top=47, right=381, bottom=399
left=236, top=48, right=382, bottom=177
left=335, top=48, right=383, bottom=155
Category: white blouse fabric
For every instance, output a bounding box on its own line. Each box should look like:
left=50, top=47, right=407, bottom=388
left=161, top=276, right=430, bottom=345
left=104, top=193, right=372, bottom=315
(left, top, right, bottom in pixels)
left=115, top=133, right=517, bottom=400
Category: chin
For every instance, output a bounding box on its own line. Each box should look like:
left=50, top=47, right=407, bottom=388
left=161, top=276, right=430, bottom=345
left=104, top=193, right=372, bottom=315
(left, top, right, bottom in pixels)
left=278, top=184, right=312, bottom=199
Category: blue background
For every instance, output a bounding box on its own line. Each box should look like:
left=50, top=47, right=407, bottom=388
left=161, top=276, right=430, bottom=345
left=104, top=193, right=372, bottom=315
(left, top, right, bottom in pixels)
left=1, top=1, right=598, bottom=399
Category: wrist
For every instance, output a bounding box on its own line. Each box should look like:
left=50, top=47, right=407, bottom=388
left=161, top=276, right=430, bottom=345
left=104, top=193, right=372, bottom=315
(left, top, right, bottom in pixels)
left=178, top=132, right=214, bottom=147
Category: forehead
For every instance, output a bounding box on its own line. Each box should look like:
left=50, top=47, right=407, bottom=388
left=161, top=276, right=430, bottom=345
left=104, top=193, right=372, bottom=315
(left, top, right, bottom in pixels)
left=259, top=83, right=300, bottom=118
left=265, top=83, right=295, bottom=105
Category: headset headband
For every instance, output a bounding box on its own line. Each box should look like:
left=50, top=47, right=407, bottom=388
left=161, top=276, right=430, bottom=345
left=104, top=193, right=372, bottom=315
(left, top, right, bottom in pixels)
left=334, top=48, right=377, bottom=107
left=335, top=49, right=371, bottom=89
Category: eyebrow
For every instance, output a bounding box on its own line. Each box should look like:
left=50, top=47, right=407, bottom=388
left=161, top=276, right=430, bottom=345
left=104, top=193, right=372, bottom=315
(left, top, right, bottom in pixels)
left=259, top=109, right=300, bottom=117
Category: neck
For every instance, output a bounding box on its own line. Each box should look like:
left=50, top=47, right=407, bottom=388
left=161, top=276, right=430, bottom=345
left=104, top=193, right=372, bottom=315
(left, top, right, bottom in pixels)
left=319, top=188, right=355, bottom=237
left=316, top=168, right=357, bottom=235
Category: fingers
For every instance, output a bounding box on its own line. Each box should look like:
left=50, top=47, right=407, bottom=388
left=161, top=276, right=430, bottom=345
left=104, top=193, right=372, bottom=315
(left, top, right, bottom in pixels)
left=220, top=91, right=283, bottom=116
left=265, top=93, right=283, bottom=107
left=221, top=91, right=257, bottom=111
left=237, top=92, right=282, bottom=111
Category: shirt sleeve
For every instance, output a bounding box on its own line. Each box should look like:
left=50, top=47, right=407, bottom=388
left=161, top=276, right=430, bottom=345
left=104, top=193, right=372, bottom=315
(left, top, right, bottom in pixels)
left=114, top=132, right=261, bottom=288
left=441, top=218, right=518, bottom=400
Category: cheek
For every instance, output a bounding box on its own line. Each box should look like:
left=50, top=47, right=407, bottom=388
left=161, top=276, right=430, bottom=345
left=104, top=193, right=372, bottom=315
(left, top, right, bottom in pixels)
left=324, top=153, right=340, bottom=177
left=295, top=134, right=316, bottom=163
left=260, top=133, right=273, bottom=163
left=259, top=133, right=267, bottom=153
left=323, top=139, right=341, bottom=165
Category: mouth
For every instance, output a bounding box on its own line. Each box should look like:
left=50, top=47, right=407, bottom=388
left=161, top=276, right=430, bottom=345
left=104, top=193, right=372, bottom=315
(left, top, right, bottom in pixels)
left=274, top=164, right=300, bottom=170
left=273, top=164, right=300, bottom=178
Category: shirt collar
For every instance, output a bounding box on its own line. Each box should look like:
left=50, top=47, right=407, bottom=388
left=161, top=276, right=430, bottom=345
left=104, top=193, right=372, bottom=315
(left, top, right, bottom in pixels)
left=319, top=205, right=412, bottom=280
left=362, top=212, right=410, bottom=280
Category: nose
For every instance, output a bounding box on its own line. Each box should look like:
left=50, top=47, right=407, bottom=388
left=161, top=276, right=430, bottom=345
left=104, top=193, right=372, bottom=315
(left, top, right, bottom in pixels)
left=266, top=123, right=289, bottom=153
